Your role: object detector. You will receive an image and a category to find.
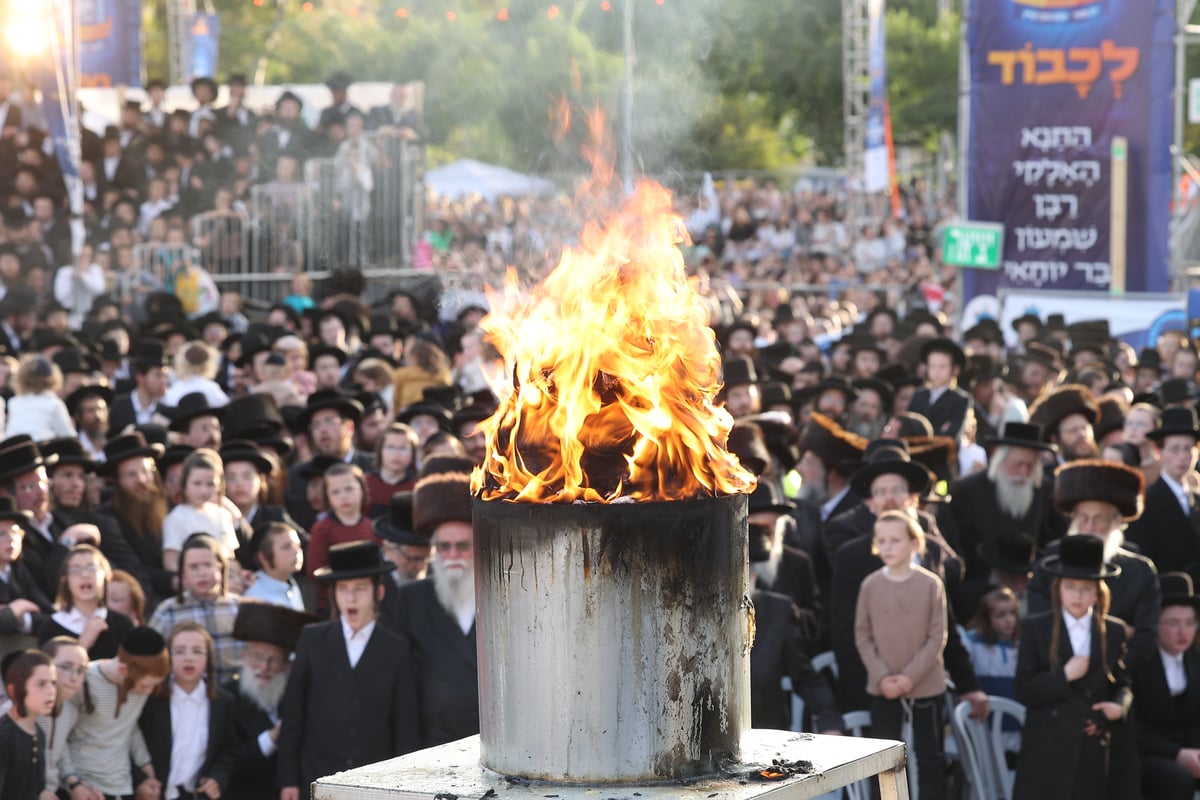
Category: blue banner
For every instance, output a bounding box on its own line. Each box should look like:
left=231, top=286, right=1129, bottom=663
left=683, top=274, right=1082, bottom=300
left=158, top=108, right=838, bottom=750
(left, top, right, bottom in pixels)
left=963, top=0, right=1175, bottom=302
left=864, top=0, right=889, bottom=193
left=80, top=0, right=142, bottom=88
left=189, top=13, right=220, bottom=82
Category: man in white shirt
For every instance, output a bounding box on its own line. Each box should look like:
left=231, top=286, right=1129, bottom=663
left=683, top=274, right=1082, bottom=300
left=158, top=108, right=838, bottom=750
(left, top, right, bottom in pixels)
left=1126, top=407, right=1200, bottom=581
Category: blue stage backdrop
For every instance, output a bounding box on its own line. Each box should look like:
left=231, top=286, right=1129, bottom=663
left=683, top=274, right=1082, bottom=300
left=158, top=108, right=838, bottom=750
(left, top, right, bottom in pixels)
left=80, top=0, right=143, bottom=88
left=964, top=0, right=1175, bottom=302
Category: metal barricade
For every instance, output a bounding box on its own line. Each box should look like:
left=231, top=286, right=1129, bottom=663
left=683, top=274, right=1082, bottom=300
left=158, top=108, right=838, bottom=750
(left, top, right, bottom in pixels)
left=245, top=182, right=321, bottom=304
left=191, top=212, right=249, bottom=279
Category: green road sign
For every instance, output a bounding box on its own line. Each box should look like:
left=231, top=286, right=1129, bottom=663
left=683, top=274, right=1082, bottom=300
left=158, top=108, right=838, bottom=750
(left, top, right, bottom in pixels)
left=942, top=222, right=1005, bottom=269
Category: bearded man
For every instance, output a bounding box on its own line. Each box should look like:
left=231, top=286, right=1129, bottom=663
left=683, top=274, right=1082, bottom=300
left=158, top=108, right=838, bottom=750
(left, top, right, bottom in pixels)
left=94, top=432, right=175, bottom=606
left=390, top=470, right=479, bottom=748
left=225, top=602, right=317, bottom=800
left=948, top=421, right=1063, bottom=594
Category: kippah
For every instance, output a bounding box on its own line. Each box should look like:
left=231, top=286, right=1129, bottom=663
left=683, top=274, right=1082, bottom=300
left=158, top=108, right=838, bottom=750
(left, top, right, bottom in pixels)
left=121, top=626, right=166, bottom=656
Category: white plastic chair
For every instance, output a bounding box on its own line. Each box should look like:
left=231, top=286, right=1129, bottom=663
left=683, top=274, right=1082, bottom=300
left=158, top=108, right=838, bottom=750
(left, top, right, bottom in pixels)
left=841, top=710, right=873, bottom=800
left=789, top=651, right=839, bottom=732
left=951, top=696, right=1025, bottom=800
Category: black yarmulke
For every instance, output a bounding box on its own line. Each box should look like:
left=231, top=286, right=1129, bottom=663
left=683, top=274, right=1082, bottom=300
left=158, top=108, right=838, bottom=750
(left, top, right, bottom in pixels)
left=121, top=626, right=166, bottom=656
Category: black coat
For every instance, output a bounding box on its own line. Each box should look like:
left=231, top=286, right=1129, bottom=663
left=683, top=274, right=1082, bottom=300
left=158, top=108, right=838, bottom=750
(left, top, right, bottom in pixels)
left=1028, top=541, right=1162, bottom=663
left=137, top=684, right=238, bottom=796
left=0, top=558, right=51, bottom=641
left=1125, top=478, right=1200, bottom=581
left=749, top=589, right=840, bottom=732
left=908, top=385, right=971, bottom=439
left=37, top=609, right=133, bottom=659
left=17, top=520, right=65, bottom=600
left=829, top=523, right=977, bottom=712
left=1013, top=611, right=1137, bottom=800
left=107, top=393, right=163, bottom=439
left=276, top=619, right=421, bottom=792
left=222, top=676, right=278, bottom=800
left=389, top=578, right=479, bottom=748
left=759, top=545, right=818, bottom=614
left=94, top=502, right=176, bottom=606
left=948, top=469, right=1062, bottom=583
left=1129, top=645, right=1200, bottom=760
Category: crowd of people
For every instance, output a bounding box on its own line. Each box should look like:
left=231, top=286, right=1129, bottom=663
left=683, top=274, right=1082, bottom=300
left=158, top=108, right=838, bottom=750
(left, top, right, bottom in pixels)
left=0, top=62, right=1192, bottom=800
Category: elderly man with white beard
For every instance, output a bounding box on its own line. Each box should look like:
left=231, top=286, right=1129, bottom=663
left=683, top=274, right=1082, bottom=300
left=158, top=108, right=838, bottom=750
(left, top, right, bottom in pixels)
left=223, top=602, right=316, bottom=800
left=390, top=469, right=480, bottom=748
left=947, top=422, right=1064, bottom=596
left=1027, top=459, right=1163, bottom=664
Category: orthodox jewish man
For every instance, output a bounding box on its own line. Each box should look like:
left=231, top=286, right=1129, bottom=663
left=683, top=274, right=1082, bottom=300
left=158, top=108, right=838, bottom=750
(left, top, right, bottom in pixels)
left=277, top=541, right=421, bottom=800
left=1125, top=407, right=1200, bottom=582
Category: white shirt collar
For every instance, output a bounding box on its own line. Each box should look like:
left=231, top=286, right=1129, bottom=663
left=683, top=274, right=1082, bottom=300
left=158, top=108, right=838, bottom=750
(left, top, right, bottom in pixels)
left=341, top=616, right=375, bottom=642
left=820, top=484, right=851, bottom=521
left=171, top=679, right=207, bottom=704
left=1063, top=608, right=1093, bottom=632
left=60, top=607, right=107, bottom=626
left=1162, top=473, right=1190, bottom=505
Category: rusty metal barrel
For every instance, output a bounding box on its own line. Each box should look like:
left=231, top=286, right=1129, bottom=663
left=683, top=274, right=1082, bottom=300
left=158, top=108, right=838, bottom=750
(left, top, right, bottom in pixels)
left=472, top=493, right=750, bottom=783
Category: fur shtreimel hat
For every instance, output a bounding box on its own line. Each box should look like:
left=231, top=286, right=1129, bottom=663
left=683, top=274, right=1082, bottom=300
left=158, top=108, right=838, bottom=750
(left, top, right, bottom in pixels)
left=799, top=412, right=867, bottom=477
left=413, top=471, right=473, bottom=537
left=1053, top=458, right=1145, bottom=521
left=1029, top=384, right=1100, bottom=441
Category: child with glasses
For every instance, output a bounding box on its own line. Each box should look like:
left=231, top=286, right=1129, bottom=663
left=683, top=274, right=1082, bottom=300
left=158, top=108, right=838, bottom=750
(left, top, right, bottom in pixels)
left=38, top=545, right=134, bottom=659
left=38, top=637, right=98, bottom=800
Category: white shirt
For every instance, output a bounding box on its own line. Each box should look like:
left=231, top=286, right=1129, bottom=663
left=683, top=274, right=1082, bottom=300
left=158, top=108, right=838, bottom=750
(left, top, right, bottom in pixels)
left=820, top=485, right=851, bottom=522
left=51, top=606, right=108, bottom=636
left=1063, top=608, right=1093, bottom=658
left=342, top=617, right=375, bottom=668
left=1160, top=647, right=1188, bottom=696
left=166, top=680, right=209, bottom=799
left=1162, top=473, right=1191, bottom=516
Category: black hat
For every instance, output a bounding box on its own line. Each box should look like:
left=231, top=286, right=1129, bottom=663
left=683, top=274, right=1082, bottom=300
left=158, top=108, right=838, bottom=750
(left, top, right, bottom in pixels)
left=299, top=388, right=364, bottom=430
left=1137, top=348, right=1162, bottom=372
left=396, top=401, right=453, bottom=431
left=852, top=377, right=894, bottom=413
left=219, top=440, right=276, bottom=475
left=120, top=626, right=166, bottom=657
left=298, top=454, right=342, bottom=481
left=52, top=348, right=95, bottom=375
left=64, top=384, right=114, bottom=418
left=235, top=326, right=280, bottom=368
left=313, top=540, right=394, bottom=582
left=876, top=363, right=922, bottom=389
left=275, top=89, right=303, bottom=110
left=39, top=437, right=96, bottom=473
left=1053, top=459, right=1145, bottom=520
left=165, top=391, right=227, bottom=433
left=747, top=481, right=794, bottom=515
left=759, top=382, right=792, bottom=410
left=814, top=375, right=859, bottom=403
left=0, top=437, right=57, bottom=484
left=918, top=337, right=966, bottom=370
left=1159, top=572, right=1200, bottom=612
left=978, top=533, right=1038, bottom=575
left=846, top=333, right=886, bottom=361
left=232, top=603, right=317, bottom=651
left=721, top=320, right=758, bottom=351
left=1147, top=406, right=1200, bottom=443
left=1023, top=342, right=1064, bottom=373
left=157, top=445, right=195, bottom=474
left=308, top=343, right=349, bottom=369
left=1159, top=378, right=1195, bottom=406
left=130, top=339, right=168, bottom=370
left=326, top=71, right=353, bottom=91
left=97, top=432, right=165, bottom=476
left=1040, top=535, right=1120, bottom=580
left=223, top=394, right=286, bottom=440
left=1045, top=313, right=1067, bottom=332
left=237, top=423, right=295, bottom=460
left=849, top=439, right=932, bottom=498
left=1011, top=313, right=1042, bottom=333
left=191, top=76, right=218, bottom=96
left=983, top=421, right=1059, bottom=454
left=1029, top=384, right=1100, bottom=441
left=0, top=495, right=30, bottom=524
left=373, top=492, right=428, bottom=546
left=1094, top=397, right=1128, bottom=442
left=722, top=355, right=758, bottom=389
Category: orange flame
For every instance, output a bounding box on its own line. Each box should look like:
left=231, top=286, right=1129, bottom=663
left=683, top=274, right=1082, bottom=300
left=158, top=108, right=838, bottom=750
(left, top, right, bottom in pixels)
left=471, top=171, right=755, bottom=504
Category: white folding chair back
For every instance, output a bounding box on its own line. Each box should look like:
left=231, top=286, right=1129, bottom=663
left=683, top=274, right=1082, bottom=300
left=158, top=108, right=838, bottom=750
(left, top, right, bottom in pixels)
left=952, top=697, right=1026, bottom=800
left=841, top=710, right=873, bottom=800
left=812, top=649, right=839, bottom=679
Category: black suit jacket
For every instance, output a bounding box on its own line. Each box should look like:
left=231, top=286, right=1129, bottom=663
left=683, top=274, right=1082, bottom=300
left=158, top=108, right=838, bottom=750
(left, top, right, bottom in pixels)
left=948, top=469, right=1062, bottom=584
left=389, top=578, right=479, bottom=748
left=0, top=559, right=51, bottom=634
left=222, top=676, right=278, bottom=800
left=908, top=385, right=971, bottom=439
left=1125, top=478, right=1200, bottom=581
left=1130, top=645, right=1200, bottom=760
left=94, top=502, right=176, bottom=605
left=138, top=685, right=237, bottom=795
left=108, top=392, right=162, bottom=438
left=276, top=620, right=421, bottom=792
left=749, top=589, right=840, bottom=732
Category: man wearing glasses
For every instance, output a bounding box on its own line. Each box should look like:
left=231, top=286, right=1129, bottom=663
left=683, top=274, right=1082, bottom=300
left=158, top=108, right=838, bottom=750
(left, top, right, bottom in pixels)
left=389, top=469, right=479, bottom=748
left=285, top=388, right=374, bottom=530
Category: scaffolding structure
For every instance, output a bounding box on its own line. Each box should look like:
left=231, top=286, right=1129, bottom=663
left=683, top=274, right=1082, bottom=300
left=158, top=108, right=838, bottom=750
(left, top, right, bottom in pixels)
left=842, top=0, right=870, bottom=227
left=166, top=0, right=196, bottom=87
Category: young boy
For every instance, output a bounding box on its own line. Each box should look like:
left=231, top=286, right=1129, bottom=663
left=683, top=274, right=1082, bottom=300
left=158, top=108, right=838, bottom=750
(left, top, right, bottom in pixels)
left=277, top=541, right=420, bottom=799
left=907, top=337, right=971, bottom=439
left=243, top=522, right=307, bottom=611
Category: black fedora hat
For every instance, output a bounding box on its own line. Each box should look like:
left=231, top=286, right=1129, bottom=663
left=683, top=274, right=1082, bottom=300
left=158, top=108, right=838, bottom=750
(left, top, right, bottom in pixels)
left=852, top=377, right=894, bottom=413
left=747, top=481, right=795, bottom=515
left=1137, top=348, right=1162, bottom=372
left=395, top=401, right=453, bottom=431
left=0, top=495, right=30, bottom=525
left=978, top=533, right=1038, bottom=575
left=814, top=375, right=859, bottom=403
left=1011, top=313, right=1042, bottom=333
left=157, top=444, right=195, bottom=473
left=799, top=412, right=867, bottom=475
left=1024, top=341, right=1064, bottom=373
left=223, top=394, right=286, bottom=440
left=232, top=603, right=318, bottom=652
left=1159, top=378, right=1195, bottom=406
left=64, top=384, right=114, bottom=418
left=1159, top=572, right=1200, bottom=612
left=52, top=347, right=95, bottom=375
left=1148, top=407, right=1200, bottom=443
left=0, top=437, right=57, bottom=484
left=919, top=337, right=966, bottom=370
left=722, top=355, right=758, bottom=389
left=298, top=454, right=342, bottom=482
left=97, top=432, right=165, bottom=476
left=372, top=492, right=428, bottom=546
left=38, top=437, right=96, bottom=473
left=219, top=440, right=276, bottom=475
left=849, top=439, right=932, bottom=499
left=165, top=391, right=228, bottom=433
left=236, top=423, right=295, bottom=459
left=299, top=388, right=364, bottom=430
left=313, top=540, right=395, bottom=582
left=130, top=339, right=169, bottom=370
left=1045, top=313, right=1067, bottom=332
left=1041, top=535, right=1120, bottom=580
left=308, top=343, right=349, bottom=369
left=983, top=421, right=1059, bottom=454
left=235, top=325, right=281, bottom=368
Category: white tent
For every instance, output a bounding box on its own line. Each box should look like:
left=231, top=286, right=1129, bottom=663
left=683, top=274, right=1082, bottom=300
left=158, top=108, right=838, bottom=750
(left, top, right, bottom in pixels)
left=426, top=159, right=556, bottom=201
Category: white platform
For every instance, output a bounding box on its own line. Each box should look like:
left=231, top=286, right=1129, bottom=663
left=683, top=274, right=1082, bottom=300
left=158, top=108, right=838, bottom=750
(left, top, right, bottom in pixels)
left=312, top=730, right=909, bottom=800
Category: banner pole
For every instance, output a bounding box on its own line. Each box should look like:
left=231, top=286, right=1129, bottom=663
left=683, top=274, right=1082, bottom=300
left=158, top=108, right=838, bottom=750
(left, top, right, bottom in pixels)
left=1111, top=136, right=1128, bottom=296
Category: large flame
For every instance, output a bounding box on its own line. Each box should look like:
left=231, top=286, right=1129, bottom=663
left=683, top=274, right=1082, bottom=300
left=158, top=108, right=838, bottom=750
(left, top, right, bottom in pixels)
left=472, top=180, right=755, bottom=504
